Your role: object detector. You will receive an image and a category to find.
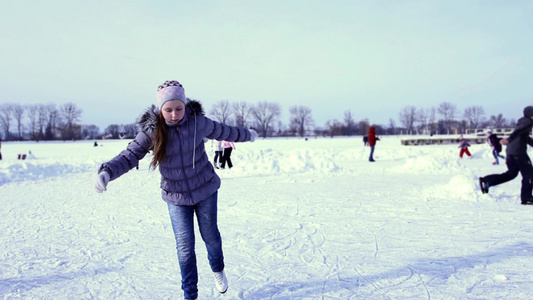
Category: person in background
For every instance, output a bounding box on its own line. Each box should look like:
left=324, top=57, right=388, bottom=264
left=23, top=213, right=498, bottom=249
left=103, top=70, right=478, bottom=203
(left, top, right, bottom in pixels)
left=94, top=80, right=258, bottom=300
left=458, top=135, right=472, bottom=158
left=0, top=137, right=2, bottom=160
left=220, top=140, right=235, bottom=169
left=368, top=126, right=380, bottom=162
left=213, top=139, right=223, bottom=169
left=487, top=131, right=505, bottom=165
left=479, top=106, right=533, bottom=205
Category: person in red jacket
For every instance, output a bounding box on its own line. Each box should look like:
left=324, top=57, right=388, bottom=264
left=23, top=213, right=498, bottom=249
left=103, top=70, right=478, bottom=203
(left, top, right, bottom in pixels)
left=368, top=126, right=380, bottom=162
left=458, top=135, right=472, bottom=158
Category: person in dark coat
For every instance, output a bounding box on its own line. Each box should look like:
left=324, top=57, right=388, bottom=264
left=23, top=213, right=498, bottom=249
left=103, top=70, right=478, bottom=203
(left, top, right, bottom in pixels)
left=220, top=140, right=235, bottom=169
left=479, top=106, right=533, bottom=205
left=94, top=80, right=258, bottom=299
left=487, top=131, right=505, bottom=165
left=368, top=126, right=380, bottom=162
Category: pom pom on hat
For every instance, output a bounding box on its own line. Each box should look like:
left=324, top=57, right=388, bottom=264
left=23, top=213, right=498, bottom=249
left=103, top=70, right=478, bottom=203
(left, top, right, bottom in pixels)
left=156, top=80, right=187, bottom=109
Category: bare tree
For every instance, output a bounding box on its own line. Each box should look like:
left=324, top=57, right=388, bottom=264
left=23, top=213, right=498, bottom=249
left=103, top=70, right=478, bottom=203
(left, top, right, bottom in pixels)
left=46, top=105, right=61, bottom=140
left=399, top=105, right=417, bottom=134
left=464, top=105, right=485, bottom=129
left=0, top=103, right=14, bottom=139
left=275, top=120, right=286, bottom=136
left=11, top=104, right=25, bottom=140
left=105, top=124, right=120, bottom=139
left=60, top=102, right=82, bottom=140
left=289, top=105, right=313, bottom=137
left=210, top=100, right=232, bottom=124
left=61, top=102, right=82, bottom=129
left=428, top=107, right=437, bottom=135
left=417, top=108, right=428, bottom=135
left=325, top=119, right=342, bottom=137
left=232, top=101, right=252, bottom=127
left=26, top=104, right=39, bottom=140
left=359, top=119, right=370, bottom=136
left=251, top=101, right=281, bottom=138
left=122, top=124, right=137, bottom=138
left=37, top=104, right=49, bottom=140
left=82, top=125, right=100, bottom=139
left=343, top=110, right=356, bottom=136
left=437, top=102, right=457, bottom=132
left=489, top=114, right=506, bottom=128
left=388, top=118, right=396, bottom=135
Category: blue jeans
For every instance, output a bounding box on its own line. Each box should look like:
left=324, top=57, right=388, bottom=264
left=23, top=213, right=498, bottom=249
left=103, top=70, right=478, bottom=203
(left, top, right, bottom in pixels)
left=369, top=146, right=375, bottom=161
left=492, top=150, right=505, bottom=163
left=167, top=191, right=224, bottom=300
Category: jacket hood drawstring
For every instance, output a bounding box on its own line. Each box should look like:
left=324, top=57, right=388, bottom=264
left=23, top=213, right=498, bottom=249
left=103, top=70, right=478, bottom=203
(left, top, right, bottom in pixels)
left=175, top=111, right=198, bottom=170
left=193, top=113, right=197, bottom=169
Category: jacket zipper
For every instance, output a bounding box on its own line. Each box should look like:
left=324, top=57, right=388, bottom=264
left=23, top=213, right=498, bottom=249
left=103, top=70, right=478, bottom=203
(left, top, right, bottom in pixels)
left=177, top=127, right=194, bottom=202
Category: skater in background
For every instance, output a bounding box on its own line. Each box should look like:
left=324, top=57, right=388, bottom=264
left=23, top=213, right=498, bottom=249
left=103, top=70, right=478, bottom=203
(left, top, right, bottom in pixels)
left=479, top=106, right=533, bottom=205
left=368, top=126, right=379, bottom=162
left=212, top=139, right=223, bottom=169
left=0, top=137, right=2, bottom=160
left=458, top=135, right=472, bottom=158
left=94, top=80, right=258, bottom=300
left=220, top=140, right=235, bottom=169
left=487, top=131, right=505, bottom=165
left=363, top=135, right=369, bottom=146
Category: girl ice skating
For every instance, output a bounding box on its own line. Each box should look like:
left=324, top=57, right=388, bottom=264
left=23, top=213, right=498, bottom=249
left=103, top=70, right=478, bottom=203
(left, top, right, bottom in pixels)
left=94, top=80, right=257, bottom=300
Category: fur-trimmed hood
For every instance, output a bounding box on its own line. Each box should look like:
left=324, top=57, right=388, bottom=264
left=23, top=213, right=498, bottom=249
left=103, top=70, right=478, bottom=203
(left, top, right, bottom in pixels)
left=137, top=100, right=204, bottom=134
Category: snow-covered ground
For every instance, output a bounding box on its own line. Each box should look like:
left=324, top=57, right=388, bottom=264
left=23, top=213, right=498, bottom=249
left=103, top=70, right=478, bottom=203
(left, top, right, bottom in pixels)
left=1, top=136, right=532, bottom=299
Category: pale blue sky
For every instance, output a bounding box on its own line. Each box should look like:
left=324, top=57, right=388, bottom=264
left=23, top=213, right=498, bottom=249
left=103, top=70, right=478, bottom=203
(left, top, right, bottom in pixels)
left=1, top=0, right=532, bottom=130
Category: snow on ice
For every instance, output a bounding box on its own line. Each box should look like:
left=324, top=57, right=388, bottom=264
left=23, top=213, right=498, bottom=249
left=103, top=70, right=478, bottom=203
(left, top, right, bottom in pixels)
left=1, top=136, right=532, bottom=299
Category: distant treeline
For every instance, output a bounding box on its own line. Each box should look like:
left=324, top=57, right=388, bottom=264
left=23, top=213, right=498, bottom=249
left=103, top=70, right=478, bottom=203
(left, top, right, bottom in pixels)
left=0, top=100, right=515, bottom=141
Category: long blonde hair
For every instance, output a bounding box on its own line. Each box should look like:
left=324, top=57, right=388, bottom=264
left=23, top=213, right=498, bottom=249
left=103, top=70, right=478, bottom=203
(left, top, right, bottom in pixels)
left=150, top=113, right=167, bottom=169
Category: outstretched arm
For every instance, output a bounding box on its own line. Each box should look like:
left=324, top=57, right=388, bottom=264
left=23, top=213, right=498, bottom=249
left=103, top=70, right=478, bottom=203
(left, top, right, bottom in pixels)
left=204, top=118, right=256, bottom=143
left=95, top=131, right=152, bottom=193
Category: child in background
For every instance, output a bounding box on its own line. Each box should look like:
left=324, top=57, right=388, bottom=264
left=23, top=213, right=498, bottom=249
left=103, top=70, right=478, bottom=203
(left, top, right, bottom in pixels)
left=213, top=139, right=223, bottom=169
left=458, top=135, right=472, bottom=158
left=487, top=131, right=505, bottom=165
left=220, top=140, right=236, bottom=169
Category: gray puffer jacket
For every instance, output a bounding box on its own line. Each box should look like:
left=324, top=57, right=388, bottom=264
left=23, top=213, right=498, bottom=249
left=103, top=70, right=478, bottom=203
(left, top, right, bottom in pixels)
left=98, top=100, right=252, bottom=205
left=506, top=106, right=533, bottom=156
